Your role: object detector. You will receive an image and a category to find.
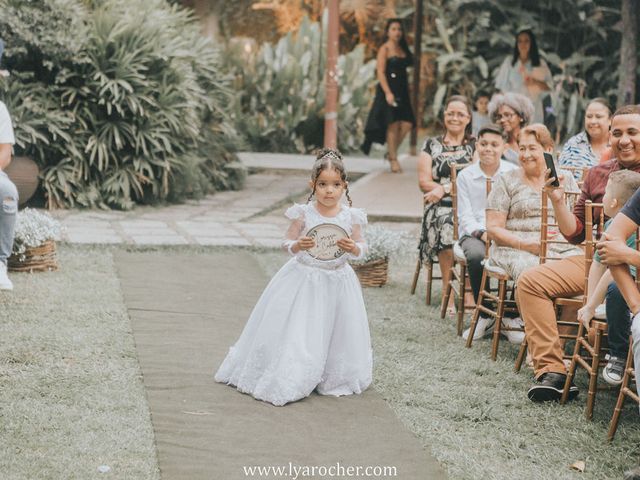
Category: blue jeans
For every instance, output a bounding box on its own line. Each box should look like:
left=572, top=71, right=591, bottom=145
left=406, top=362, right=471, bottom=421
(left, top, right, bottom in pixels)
left=606, top=282, right=631, bottom=359
left=0, top=171, right=18, bottom=265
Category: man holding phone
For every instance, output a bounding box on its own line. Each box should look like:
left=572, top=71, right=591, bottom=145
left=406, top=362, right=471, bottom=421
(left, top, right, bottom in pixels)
left=516, top=104, right=640, bottom=402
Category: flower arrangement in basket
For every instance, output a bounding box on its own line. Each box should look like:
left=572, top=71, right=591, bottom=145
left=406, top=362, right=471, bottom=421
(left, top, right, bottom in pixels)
left=350, top=225, right=407, bottom=287
left=8, top=208, right=61, bottom=273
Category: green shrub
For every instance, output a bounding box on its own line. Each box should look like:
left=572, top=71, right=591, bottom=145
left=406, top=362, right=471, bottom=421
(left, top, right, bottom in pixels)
left=0, top=0, right=243, bottom=209
left=223, top=16, right=376, bottom=154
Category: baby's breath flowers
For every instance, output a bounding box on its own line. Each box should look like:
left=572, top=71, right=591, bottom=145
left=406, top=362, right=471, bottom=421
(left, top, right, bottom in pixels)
left=350, top=225, right=409, bottom=265
left=12, top=208, right=61, bottom=261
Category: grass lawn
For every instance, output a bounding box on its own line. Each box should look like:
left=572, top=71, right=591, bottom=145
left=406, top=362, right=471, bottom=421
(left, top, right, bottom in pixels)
left=256, top=249, right=640, bottom=480
left=2, top=244, right=639, bottom=479
left=0, top=246, right=159, bottom=480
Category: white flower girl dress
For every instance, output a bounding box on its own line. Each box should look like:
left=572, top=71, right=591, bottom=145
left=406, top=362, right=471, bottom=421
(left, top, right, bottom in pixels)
left=215, top=202, right=373, bottom=406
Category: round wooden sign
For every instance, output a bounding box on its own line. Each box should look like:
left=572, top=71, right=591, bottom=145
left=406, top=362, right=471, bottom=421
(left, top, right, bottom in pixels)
left=306, top=223, right=348, bottom=261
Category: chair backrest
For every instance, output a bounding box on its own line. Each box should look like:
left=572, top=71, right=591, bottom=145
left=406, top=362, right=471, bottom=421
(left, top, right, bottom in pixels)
left=484, top=177, right=493, bottom=258
left=450, top=163, right=471, bottom=242
left=584, top=200, right=605, bottom=297
left=539, top=187, right=583, bottom=265
left=561, top=166, right=589, bottom=187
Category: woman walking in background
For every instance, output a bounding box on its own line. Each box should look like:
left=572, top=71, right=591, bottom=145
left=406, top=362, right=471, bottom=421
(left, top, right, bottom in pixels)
left=361, top=19, right=415, bottom=173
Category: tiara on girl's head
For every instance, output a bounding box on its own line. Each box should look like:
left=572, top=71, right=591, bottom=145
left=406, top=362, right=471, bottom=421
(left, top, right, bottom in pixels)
left=319, top=150, right=341, bottom=162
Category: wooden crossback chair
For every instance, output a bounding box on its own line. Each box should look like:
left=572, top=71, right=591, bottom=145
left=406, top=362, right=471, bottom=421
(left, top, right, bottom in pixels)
left=561, top=166, right=589, bottom=188
left=607, top=227, right=640, bottom=440
left=440, top=164, right=475, bottom=335
left=514, top=188, right=585, bottom=371
left=410, top=210, right=442, bottom=305
left=608, top=337, right=639, bottom=440
left=560, top=200, right=608, bottom=419
left=464, top=178, right=521, bottom=360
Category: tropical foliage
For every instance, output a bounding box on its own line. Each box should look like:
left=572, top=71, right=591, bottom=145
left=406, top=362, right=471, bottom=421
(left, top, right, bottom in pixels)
left=0, top=0, right=243, bottom=209
left=223, top=16, right=376, bottom=153
left=422, top=0, right=624, bottom=139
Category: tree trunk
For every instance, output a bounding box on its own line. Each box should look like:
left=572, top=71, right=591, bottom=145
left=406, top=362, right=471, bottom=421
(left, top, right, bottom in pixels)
left=618, top=0, right=638, bottom=107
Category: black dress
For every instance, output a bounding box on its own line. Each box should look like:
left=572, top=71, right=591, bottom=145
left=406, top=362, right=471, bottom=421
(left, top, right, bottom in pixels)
left=361, top=56, right=416, bottom=155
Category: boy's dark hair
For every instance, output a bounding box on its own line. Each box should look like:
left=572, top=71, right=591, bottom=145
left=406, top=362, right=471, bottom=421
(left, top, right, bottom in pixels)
left=607, top=170, right=640, bottom=206
left=474, top=90, right=490, bottom=102
left=477, top=124, right=505, bottom=140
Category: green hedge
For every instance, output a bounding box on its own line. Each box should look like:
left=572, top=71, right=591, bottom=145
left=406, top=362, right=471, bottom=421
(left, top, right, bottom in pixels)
left=0, top=0, right=244, bottom=209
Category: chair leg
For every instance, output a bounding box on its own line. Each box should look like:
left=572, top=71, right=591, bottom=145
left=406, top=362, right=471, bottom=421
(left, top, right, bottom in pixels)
left=561, top=323, right=584, bottom=404
left=514, top=337, right=528, bottom=373
left=465, top=270, right=488, bottom=348
left=456, top=263, right=467, bottom=336
left=490, top=278, right=507, bottom=361
left=410, top=259, right=421, bottom=295
left=608, top=341, right=633, bottom=441
left=440, top=265, right=454, bottom=320
left=425, top=262, right=433, bottom=305
left=585, top=329, right=604, bottom=421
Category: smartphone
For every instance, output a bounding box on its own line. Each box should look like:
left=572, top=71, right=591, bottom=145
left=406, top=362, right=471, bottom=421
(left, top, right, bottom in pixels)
left=543, top=152, right=560, bottom=187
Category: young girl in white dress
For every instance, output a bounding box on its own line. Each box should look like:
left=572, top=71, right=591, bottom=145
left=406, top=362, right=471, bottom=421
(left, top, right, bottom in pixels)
left=215, top=149, right=373, bottom=406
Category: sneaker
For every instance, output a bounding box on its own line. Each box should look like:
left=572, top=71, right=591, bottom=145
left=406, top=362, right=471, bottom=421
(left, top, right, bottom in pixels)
left=594, top=302, right=606, bottom=320
left=527, top=372, right=579, bottom=402
left=0, top=262, right=13, bottom=290
left=462, top=316, right=495, bottom=341
left=602, top=354, right=625, bottom=386
left=501, top=317, right=525, bottom=344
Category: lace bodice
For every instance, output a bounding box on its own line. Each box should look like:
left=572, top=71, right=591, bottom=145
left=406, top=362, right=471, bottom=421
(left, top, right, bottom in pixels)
left=283, top=203, right=368, bottom=269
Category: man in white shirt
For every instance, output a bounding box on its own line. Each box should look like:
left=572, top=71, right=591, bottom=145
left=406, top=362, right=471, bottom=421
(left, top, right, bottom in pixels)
left=0, top=100, right=17, bottom=290
left=457, top=124, right=517, bottom=339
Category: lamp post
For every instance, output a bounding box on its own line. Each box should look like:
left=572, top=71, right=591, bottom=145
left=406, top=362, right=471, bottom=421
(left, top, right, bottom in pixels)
left=323, top=0, right=339, bottom=149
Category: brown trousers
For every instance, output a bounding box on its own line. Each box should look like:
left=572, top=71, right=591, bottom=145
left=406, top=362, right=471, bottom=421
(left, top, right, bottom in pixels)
left=515, top=255, right=585, bottom=379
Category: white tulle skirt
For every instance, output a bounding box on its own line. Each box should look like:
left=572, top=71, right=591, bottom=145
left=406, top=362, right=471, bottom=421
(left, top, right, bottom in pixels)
left=215, top=257, right=373, bottom=406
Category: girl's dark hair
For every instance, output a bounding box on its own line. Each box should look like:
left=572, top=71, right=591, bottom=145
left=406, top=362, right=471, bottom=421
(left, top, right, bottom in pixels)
left=444, top=95, right=474, bottom=144
left=511, top=29, right=540, bottom=67
left=307, top=148, right=352, bottom=207
left=384, top=19, right=413, bottom=63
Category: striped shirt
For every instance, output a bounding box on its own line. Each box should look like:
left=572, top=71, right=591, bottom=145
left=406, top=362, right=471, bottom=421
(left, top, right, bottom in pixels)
left=558, top=131, right=597, bottom=179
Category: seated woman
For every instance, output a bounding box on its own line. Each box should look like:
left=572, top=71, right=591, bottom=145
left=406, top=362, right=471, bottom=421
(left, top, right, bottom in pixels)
left=485, top=124, right=582, bottom=341
left=488, top=92, right=535, bottom=165
left=559, top=97, right=612, bottom=179
left=417, top=95, right=475, bottom=313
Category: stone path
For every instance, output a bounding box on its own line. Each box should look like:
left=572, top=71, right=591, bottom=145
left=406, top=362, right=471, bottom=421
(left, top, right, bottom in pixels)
left=53, top=153, right=422, bottom=247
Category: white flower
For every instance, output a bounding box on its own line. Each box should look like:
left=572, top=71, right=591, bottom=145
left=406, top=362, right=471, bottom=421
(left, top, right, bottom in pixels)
left=12, top=208, right=62, bottom=261
left=351, top=225, right=410, bottom=264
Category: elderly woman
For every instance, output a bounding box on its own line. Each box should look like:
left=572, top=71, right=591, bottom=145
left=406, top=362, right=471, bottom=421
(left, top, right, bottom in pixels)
left=418, top=95, right=475, bottom=312
left=559, top=97, right=612, bottom=178
left=488, top=92, right=535, bottom=165
left=486, top=124, right=582, bottom=282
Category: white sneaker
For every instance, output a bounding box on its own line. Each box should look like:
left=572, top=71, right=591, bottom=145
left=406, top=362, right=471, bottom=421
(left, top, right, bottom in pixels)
left=501, top=317, right=525, bottom=344
left=594, top=303, right=606, bottom=320
left=0, top=262, right=13, bottom=290
left=462, top=316, right=495, bottom=341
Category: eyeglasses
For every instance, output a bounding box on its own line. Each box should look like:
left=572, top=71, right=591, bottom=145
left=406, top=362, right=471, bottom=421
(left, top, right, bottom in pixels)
left=444, top=112, right=469, bottom=119
left=495, top=112, right=517, bottom=121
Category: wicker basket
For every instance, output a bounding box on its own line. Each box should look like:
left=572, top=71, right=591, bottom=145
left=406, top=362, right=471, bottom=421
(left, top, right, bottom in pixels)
left=351, top=257, right=389, bottom=287
left=8, top=239, right=58, bottom=273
